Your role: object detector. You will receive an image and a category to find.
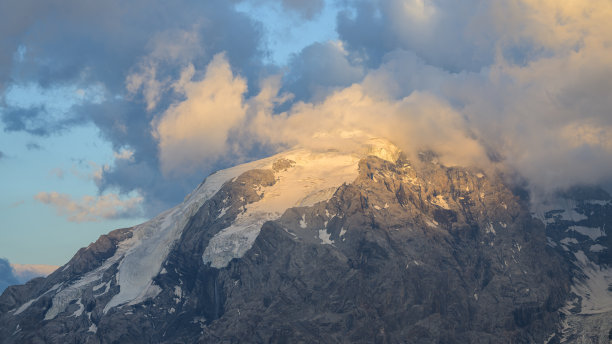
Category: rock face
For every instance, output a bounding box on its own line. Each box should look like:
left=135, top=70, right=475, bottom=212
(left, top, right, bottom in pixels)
left=0, top=141, right=578, bottom=343
left=534, top=186, right=612, bottom=343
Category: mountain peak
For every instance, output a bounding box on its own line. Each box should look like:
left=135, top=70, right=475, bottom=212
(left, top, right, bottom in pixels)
left=4, top=138, right=607, bottom=343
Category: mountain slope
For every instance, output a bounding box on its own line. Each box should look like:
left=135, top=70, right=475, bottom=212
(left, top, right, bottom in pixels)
left=534, top=187, right=612, bottom=343
left=0, top=140, right=573, bottom=343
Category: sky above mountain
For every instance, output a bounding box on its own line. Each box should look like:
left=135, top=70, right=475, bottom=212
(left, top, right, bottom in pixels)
left=1, top=0, right=611, bottom=267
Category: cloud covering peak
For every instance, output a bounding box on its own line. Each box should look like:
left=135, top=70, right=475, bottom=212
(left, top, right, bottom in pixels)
left=1, top=0, right=611, bottom=219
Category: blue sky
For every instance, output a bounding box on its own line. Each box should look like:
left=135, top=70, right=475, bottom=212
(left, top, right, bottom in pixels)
left=1, top=0, right=612, bottom=267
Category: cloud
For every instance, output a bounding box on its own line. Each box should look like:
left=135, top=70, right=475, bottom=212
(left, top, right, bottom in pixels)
left=34, top=191, right=143, bottom=222
left=2, top=0, right=612, bottom=217
left=337, top=0, right=497, bottom=72
left=0, top=258, right=56, bottom=292
left=152, top=53, right=248, bottom=176
left=248, top=82, right=487, bottom=168
left=147, top=55, right=488, bottom=173
left=1, top=1, right=266, bottom=216
left=283, top=41, right=364, bottom=102
left=0, top=258, right=19, bottom=293
left=11, top=264, right=58, bottom=283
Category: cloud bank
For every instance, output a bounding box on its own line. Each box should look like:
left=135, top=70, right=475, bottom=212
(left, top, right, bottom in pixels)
left=1, top=0, right=611, bottom=218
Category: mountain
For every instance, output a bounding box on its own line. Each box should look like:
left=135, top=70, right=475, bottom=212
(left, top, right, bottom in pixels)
left=532, top=186, right=612, bottom=343
left=0, top=138, right=609, bottom=343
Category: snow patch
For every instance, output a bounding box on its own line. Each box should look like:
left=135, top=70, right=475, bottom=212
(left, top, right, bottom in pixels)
left=318, top=229, right=334, bottom=245
left=88, top=324, right=97, bottom=334
left=14, top=299, right=37, bottom=316
left=101, top=155, right=274, bottom=313
left=217, top=206, right=230, bottom=219
left=568, top=226, right=605, bottom=241
left=202, top=149, right=360, bottom=268
left=560, top=237, right=579, bottom=246
left=531, top=198, right=588, bottom=223
left=565, top=250, right=612, bottom=315
left=485, top=223, right=496, bottom=235
left=71, top=298, right=84, bottom=317
left=590, top=244, right=606, bottom=252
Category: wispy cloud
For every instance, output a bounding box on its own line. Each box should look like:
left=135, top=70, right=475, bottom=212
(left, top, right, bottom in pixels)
left=34, top=191, right=143, bottom=222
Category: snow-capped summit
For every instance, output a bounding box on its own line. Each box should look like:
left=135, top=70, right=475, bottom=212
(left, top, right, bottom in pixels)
left=1, top=138, right=609, bottom=343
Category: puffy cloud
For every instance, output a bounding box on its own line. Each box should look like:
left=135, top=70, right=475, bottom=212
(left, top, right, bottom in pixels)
left=34, top=191, right=143, bottom=222
left=448, top=0, right=612, bottom=193
left=249, top=83, right=488, bottom=167
left=152, top=53, right=248, bottom=176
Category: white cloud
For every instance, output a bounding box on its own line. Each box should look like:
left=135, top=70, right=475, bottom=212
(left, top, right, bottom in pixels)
left=152, top=53, right=248, bottom=176
left=34, top=191, right=143, bottom=222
